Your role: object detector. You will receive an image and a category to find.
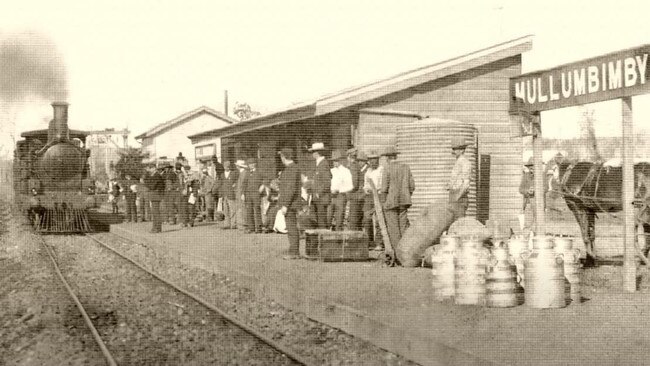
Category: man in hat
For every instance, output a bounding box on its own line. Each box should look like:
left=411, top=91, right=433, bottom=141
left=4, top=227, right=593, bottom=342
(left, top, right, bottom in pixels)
left=221, top=161, right=239, bottom=229
left=308, top=142, right=332, bottom=229
left=363, top=150, right=384, bottom=249
left=545, top=152, right=565, bottom=212
left=242, top=157, right=265, bottom=233
left=519, top=157, right=536, bottom=230
left=123, top=173, right=138, bottom=223
left=145, top=164, right=166, bottom=233
left=330, top=149, right=354, bottom=231
left=211, top=155, right=225, bottom=215
left=180, top=164, right=198, bottom=227
left=448, top=136, right=472, bottom=220
left=348, top=149, right=368, bottom=231
left=278, top=148, right=302, bottom=259
left=163, top=163, right=181, bottom=225
left=235, top=159, right=249, bottom=230
left=200, top=167, right=216, bottom=221
left=380, top=146, right=415, bottom=247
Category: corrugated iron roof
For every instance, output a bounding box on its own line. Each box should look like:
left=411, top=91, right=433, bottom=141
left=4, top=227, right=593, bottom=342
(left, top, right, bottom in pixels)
left=135, top=105, right=237, bottom=140
left=188, top=35, right=533, bottom=141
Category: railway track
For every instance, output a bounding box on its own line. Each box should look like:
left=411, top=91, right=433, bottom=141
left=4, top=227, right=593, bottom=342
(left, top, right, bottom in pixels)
left=40, top=233, right=313, bottom=365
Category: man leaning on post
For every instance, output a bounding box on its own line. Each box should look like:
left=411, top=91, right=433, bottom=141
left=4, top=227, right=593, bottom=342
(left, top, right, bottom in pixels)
left=448, top=136, right=472, bottom=220
left=278, top=148, right=302, bottom=259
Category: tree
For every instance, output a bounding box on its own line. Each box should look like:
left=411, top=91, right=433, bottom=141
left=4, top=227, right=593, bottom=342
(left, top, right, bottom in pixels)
left=233, top=102, right=261, bottom=121
left=114, top=147, right=148, bottom=179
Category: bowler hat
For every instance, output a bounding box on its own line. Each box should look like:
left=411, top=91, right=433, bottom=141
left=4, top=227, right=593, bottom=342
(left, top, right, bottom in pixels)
left=246, top=158, right=257, bottom=165
left=525, top=157, right=534, bottom=167
left=235, top=159, right=248, bottom=169
left=308, top=142, right=327, bottom=152
left=381, top=146, right=399, bottom=157
left=367, top=150, right=380, bottom=159
left=346, top=147, right=357, bottom=157
left=451, top=136, right=468, bottom=150
left=329, top=149, right=346, bottom=161
left=278, top=147, right=295, bottom=159
left=356, top=151, right=368, bottom=161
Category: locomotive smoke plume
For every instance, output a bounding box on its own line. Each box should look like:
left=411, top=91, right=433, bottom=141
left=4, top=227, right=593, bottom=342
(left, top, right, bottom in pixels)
left=0, top=31, right=68, bottom=102
left=0, top=31, right=68, bottom=156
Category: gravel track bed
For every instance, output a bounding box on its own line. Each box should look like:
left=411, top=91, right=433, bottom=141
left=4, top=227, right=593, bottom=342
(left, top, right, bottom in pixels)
left=1, top=201, right=105, bottom=366
left=48, top=234, right=298, bottom=365
left=95, top=232, right=417, bottom=366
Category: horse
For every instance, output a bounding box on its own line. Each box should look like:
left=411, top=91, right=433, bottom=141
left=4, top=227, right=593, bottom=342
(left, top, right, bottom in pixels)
left=556, top=160, right=650, bottom=267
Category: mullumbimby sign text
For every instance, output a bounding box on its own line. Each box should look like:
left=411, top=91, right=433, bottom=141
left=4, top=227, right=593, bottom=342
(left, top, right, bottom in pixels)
left=510, top=45, right=649, bottom=113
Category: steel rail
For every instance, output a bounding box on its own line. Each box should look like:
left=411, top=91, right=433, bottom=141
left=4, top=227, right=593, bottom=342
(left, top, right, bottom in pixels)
left=40, top=238, right=118, bottom=366
left=85, top=233, right=313, bottom=366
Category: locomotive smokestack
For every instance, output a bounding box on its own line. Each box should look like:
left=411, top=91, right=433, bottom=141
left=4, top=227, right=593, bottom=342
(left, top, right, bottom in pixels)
left=48, top=102, right=70, bottom=143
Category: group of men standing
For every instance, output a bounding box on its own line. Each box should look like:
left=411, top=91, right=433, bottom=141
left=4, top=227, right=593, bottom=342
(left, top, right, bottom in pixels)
left=134, top=137, right=474, bottom=261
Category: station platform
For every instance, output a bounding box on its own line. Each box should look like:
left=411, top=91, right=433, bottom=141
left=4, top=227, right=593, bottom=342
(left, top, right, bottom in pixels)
left=111, top=221, right=650, bottom=366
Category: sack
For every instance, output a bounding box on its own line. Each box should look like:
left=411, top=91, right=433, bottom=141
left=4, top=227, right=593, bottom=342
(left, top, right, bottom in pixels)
left=188, top=193, right=196, bottom=204
left=273, top=210, right=287, bottom=233
left=396, top=200, right=455, bottom=267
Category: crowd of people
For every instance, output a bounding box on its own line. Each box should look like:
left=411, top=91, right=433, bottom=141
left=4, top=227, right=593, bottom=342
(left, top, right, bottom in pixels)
left=112, top=137, right=474, bottom=259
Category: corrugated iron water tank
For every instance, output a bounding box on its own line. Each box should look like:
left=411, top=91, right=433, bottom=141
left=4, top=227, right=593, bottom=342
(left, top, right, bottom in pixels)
left=397, top=118, right=477, bottom=221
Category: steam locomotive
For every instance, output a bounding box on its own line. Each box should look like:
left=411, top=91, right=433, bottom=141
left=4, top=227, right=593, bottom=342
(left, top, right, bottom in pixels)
left=14, top=102, right=98, bottom=233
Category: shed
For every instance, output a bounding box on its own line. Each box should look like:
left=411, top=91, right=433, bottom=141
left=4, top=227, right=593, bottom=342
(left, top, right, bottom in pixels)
left=188, top=36, right=533, bottom=224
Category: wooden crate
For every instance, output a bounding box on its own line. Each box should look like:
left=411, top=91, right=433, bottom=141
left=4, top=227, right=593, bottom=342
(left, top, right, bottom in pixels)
left=303, top=229, right=369, bottom=262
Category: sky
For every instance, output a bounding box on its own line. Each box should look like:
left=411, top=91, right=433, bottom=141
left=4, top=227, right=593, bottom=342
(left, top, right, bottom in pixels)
left=1, top=0, right=649, bottom=156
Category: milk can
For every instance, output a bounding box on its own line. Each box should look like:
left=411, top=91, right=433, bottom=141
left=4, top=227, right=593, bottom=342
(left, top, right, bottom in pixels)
left=431, top=234, right=459, bottom=301
left=486, top=241, right=524, bottom=308
left=454, top=237, right=489, bottom=306
left=507, top=235, right=530, bottom=288
left=522, top=236, right=567, bottom=309
left=553, top=236, right=581, bottom=305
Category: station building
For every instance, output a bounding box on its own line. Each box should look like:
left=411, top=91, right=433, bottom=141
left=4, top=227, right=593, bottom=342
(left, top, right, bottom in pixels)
left=188, top=36, right=533, bottom=224
left=135, top=106, right=236, bottom=169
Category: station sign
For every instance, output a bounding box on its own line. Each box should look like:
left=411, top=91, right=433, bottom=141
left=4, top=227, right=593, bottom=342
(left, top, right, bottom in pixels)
left=510, top=44, right=649, bottom=113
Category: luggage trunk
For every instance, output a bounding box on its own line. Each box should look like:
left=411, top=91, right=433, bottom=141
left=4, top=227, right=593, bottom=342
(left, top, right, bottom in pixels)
left=304, top=229, right=369, bottom=262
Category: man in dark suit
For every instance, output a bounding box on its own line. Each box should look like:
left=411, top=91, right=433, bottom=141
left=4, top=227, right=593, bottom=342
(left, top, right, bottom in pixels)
left=211, top=155, right=225, bottom=215
left=221, top=161, right=239, bottom=229
left=278, top=148, right=302, bottom=259
left=242, top=158, right=264, bottom=233
left=145, top=164, right=166, bottom=233
left=380, top=146, right=415, bottom=246
left=308, top=142, right=331, bottom=229
left=347, top=148, right=368, bottom=231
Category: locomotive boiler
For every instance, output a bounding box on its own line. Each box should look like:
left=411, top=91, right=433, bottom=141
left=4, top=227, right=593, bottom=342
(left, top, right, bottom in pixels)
left=14, top=102, right=96, bottom=233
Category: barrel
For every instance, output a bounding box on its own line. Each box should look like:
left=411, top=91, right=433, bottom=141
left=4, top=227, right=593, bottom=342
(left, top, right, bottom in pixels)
left=486, top=242, right=524, bottom=307
left=523, top=236, right=567, bottom=309
left=553, top=236, right=581, bottom=305
left=454, top=237, right=488, bottom=306
left=396, top=118, right=478, bottom=222
left=431, top=234, right=459, bottom=301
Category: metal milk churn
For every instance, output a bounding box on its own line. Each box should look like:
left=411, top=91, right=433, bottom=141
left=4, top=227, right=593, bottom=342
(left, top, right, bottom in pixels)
left=486, top=241, right=524, bottom=308
left=507, top=235, right=530, bottom=288
left=431, top=234, right=459, bottom=301
left=553, top=236, right=581, bottom=305
left=522, top=236, right=567, bottom=309
left=454, top=237, right=489, bottom=306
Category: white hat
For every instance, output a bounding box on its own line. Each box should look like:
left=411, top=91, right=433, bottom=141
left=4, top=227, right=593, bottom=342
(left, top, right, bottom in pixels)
left=308, top=142, right=327, bottom=152
left=235, top=159, right=248, bottom=168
